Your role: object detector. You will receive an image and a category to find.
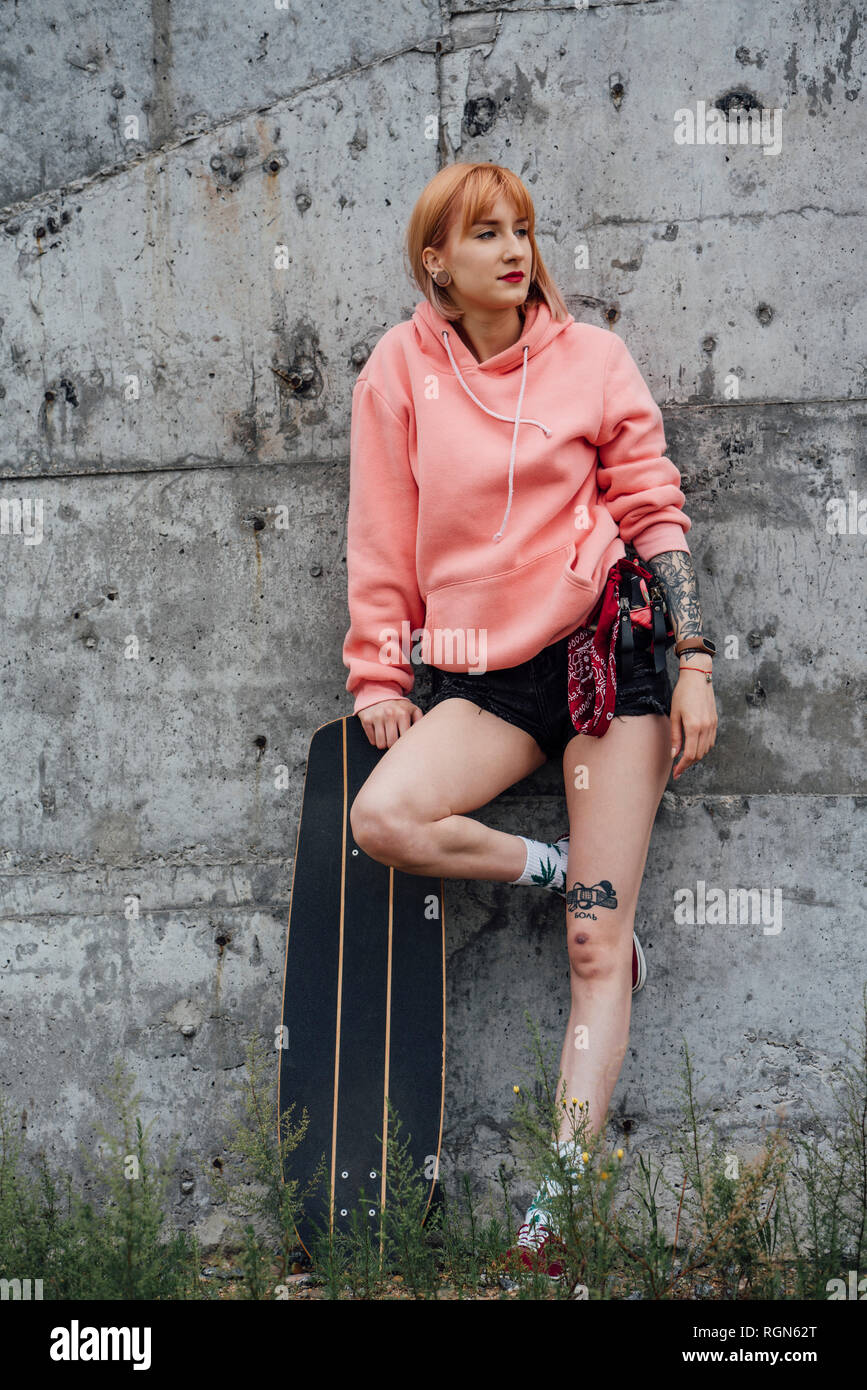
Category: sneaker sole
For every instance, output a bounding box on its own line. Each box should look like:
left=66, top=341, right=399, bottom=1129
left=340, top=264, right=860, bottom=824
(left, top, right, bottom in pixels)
left=632, top=931, right=647, bottom=993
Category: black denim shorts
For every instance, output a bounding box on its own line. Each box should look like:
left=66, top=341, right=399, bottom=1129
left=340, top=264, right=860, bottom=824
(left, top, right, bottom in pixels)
left=426, top=621, right=672, bottom=762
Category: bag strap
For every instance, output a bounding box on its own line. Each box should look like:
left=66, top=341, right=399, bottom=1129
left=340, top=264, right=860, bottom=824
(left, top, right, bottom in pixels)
left=651, top=592, right=668, bottom=673
left=618, top=591, right=634, bottom=679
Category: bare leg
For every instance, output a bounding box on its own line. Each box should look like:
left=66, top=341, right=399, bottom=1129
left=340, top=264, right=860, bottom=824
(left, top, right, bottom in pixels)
left=556, top=713, right=672, bottom=1147
left=350, top=697, right=547, bottom=880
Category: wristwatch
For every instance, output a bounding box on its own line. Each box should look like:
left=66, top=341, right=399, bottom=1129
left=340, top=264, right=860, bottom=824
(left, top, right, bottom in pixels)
left=674, top=636, right=717, bottom=658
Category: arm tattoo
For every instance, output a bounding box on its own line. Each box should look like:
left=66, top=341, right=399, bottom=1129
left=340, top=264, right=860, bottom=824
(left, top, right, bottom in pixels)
left=645, top=550, right=706, bottom=664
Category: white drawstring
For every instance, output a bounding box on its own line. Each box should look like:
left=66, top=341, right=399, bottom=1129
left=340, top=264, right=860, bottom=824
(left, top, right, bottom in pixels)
left=493, top=346, right=529, bottom=542
left=441, top=331, right=552, bottom=543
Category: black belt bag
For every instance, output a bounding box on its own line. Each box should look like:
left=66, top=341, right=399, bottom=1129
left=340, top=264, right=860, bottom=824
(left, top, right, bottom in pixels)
left=616, top=556, right=675, bottom=681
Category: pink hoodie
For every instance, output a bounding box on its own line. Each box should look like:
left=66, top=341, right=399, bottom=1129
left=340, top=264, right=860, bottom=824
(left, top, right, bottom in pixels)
left=342, top=297, right=690, bottom=715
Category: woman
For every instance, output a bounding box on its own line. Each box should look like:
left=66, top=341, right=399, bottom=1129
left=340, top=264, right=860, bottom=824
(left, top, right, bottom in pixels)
left=341, top=162, right=717, bottom=1267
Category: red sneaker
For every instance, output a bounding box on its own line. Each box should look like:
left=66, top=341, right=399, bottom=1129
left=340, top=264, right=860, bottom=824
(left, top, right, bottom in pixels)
left=507, top=1224, right=567, bottom=1279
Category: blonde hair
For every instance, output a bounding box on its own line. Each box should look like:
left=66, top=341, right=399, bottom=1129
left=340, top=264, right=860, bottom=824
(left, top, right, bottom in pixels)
left=404, top=162, right=570, bottom=323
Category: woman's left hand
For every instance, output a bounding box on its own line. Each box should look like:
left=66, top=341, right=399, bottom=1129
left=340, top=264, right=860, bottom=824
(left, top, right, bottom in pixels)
left=669, top=668, right=717, bottom=779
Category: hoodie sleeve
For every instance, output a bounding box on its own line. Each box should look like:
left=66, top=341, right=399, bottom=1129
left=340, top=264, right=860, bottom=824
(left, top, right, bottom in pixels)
left=594, top=333, right=691, bottom=560
left=342, top=377, right=426, bottom=715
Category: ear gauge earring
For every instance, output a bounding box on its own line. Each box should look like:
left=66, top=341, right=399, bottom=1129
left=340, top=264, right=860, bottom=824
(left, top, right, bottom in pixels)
left=432, top=269, right=451, bottom=286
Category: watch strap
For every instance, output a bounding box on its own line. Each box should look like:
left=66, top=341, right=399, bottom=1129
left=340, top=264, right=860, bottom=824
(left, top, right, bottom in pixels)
left=675, top=636, right=715, bottom=657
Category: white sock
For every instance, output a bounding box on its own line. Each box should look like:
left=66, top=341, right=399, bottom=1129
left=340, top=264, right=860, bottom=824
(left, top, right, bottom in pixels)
left=519, top=1143, right=585, bottom=1248
left=509, top=834, right=569, bottom=893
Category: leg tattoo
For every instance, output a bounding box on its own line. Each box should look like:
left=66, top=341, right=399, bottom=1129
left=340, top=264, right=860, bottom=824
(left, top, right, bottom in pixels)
left=566, top=880, right=618, bottom=917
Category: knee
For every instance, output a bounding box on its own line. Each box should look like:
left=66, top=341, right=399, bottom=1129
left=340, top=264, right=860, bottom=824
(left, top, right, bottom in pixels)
left=566, top=927, right=622, bottom=982
left=349, top=792, right=425, bottom=867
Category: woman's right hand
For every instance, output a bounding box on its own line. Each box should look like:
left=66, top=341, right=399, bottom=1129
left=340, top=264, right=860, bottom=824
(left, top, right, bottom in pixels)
left=357, top=698, right=425, bottom=750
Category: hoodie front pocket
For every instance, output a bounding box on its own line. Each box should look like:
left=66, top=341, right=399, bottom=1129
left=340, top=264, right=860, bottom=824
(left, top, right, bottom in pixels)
left=561, top=503, right=621, bottom=592
left=423, top=544, right=598, bottom=672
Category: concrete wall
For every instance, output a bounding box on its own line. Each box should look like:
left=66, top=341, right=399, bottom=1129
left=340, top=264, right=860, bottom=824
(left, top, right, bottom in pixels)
left=0, top=0, right=864, bottom=1245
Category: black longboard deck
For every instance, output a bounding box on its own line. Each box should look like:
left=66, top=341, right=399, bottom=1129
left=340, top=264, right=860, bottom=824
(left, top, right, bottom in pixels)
left=278, top=714, right=446, bottom=1260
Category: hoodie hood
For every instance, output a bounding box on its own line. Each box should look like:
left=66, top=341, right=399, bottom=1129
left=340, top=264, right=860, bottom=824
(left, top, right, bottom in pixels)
left=412, top=298, right=574, bottom=541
